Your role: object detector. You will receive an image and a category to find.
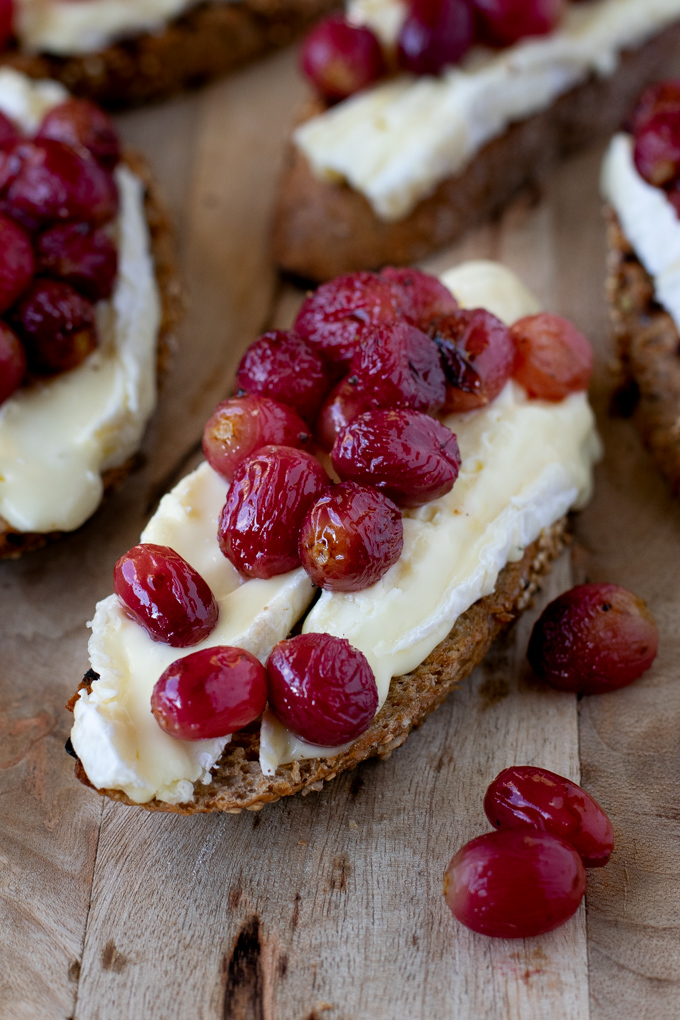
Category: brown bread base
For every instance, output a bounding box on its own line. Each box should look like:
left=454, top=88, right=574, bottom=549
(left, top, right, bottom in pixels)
left=606, top=207, right=680, bottom=499
left=0, top=150, right=183, bottom=560
left=0, top=0, right=339, bottom=109
left=274, top=22, right=680, bottom=282
left=68, top=518, right=567, bottom=814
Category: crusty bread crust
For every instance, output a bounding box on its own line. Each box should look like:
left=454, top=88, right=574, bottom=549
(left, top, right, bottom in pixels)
left=606, top=207, right=680, bottom=498
left=1, top=0, right=339, bottom=109
left=69, top=518, right=568, bottom=813
left=274, top=22, right=680, bottom=282
left=0, top=149, right=183, bottom=560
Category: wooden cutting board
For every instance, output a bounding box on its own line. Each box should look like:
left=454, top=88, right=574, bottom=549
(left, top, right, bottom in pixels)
left=2, top=45, right=680, bottom=1020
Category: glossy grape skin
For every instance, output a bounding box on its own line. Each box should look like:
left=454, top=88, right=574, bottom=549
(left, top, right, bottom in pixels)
left=0, top=212, right=34, bottom=314
left=299, top=481, right=403, bottom=591
left=266, top=633, right=378, bottom=746
left=151, top=646, right=267, bottom=741
left=510, top=312, right=593, bottom=401
left=484, top=766, right=614, bottom=868
left=218, top=445, right=330, bottom=578
left=633, top=110, right=680, bottom=187
left=443, top=829, right=586, bottom=938
left=349, top=321, right=446, bottom=413
left=37, top=99, right=121, bottom=170
left=36, top=221, right=118, bottom=301
left=203, top=394, right=311, bottom=481
left=294, top=271, right=402, bottom=376
left=398, top=0, right=474, bottom=76
left=114, top=543, right=219, bottom=647
left=315, top=376, right=373, bottom=452
left=332, top=408, right=461, bottom=508
left=380, top=266, right=458, bottom=333
left=430, top=307, right=515, bottom=413
left=236, top=329, right=330, bottom=423
left=527, top=583, right=658, bottom=695
left=0, top=321, right=25, bottom=406
left=631, top=79, right=680, bottom=135
left=12, top=279, right=97, bottom=374
left=473, top=0, right=565, bottom=47
left=300, top=15, right=386, bottom=102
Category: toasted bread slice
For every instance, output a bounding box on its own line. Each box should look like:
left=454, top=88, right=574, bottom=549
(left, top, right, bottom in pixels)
left=274, top=23, right=680, bottom=282
left=67, top=518, right=567, bottom=814
left=606, top=207, right=680, bottom=498
left=0, top=150, right=182, bottom=560
left=1, top=0, right=339, bottom=109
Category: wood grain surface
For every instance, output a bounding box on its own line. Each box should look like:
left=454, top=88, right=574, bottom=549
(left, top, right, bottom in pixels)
left=1, top=44, right=679, bottom=1020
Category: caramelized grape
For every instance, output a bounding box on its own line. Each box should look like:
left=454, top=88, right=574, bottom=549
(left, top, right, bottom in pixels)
left=349, top=321, right=446, bottom=412
left=300, top=15, right=386, bottom=102
left=266, top=633, right=378, bottom=745
left=398, top=0, right=474, bottom=76
left=294, top=271, right=402, bottom=375
left=431, top=307, right=515, bottom=413
left=0, top=321, right=25, bottom=406
left=527, top=583, right=658, bottom=695
left=218, top=445, right=329, bottom=578
left=36, top=222, right=117, bottom=301
left=0, top=212, right=34, bottom=314
left=380, top=266, right=458, bottom=332
left=203, top=394, right=311, bottom=481
left=510, top=312, right=593, bottom=401
left=236, top=329, right=330, bottom=423
left=12, top=280, right=97, bottom=374
left=484, top=766, right=614, bottom=868
left=114, top=543, right=219, bottom=647
left=332, top=408, right=461, bottom=507
left=37, top=99, right=121, bottom=170
left=473, top=0, right=565, bottom=47
left=151, top=646, right=267, bottom=740
left=0, top=110, right=19, bottom=149
left=315, top=376, right=373, bottom=452
left=631, top=79, right=680, bottom=134
left=443, top=830, right=586, bottom=938
left=633, top=109, right=680, bottom=187
left=299, top=481, right=403, bottom=591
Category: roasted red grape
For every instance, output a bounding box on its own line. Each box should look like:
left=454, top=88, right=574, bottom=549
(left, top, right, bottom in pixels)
left=349, top=321, right=446, bottom=412
left=528, top=583, right=658, bottom=695
left=398, top=0, right=474, bottom=76
left=218, top=445, right=329, bottom=578
left=300, top=15, right=386, bottom=102
left=12, top=279, right=97, bottom=374
left=0, top=110, right=19, bottom=149
left=473, top=0, right=565, bottom=47
left=631, top=79, right=680, bottom=135
left=332, top=408, right=461, bottom=507
left=633, top=109, right=680, bottom=187
left=294, top=271, right=402, bottom=375
left=484, top=766, right=614, bottom=868
left=431, top=307, right=515, bottom=413
left=36, top=222, right=117, bottom=301
left=151, top=645, right=267, bottom=741
left=510, top=312, right=593, bottom=401
left=236, top=329, right=329, bottom=423
left=443, top=829, right=586, bottom=938
left=0, top=321, right=25, bottom=406
left=299, top=481, right=403, bottom=591
left=37, top=99, right=121, bottom=170
left=315, top=376, right=373, bottom=452
left=0, top=212, right=34, bottom=314
left=203, top=394, right=311, bottom=481
left=114, top=543, right=219, bottom=647
left=0, top=0, right=12, bottom=49
left=266, top=633, right=378, bottom=745
left=380, top=266, right=458, bottom=332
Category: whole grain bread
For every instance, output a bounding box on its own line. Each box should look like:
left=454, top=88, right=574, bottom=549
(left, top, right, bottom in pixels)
left=274, top=22, right=680, bottom=282
left=68, top=517, right=568, bottom=813
left=1, top=0, right=338, bottom=109
left=606, top=207, right=680, bottom=498
left=0, top=149, right=183, bottom=560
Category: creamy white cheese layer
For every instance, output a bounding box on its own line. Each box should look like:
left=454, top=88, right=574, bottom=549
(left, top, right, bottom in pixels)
left=296, top=0, right=680, bottom=222
left=0, top=69, right=160, bottom=534
left=72, top=260, right=600, bottom=803
left=602, top=132, right=680, bottom=330
left=15, top=0, right=231, bottom=56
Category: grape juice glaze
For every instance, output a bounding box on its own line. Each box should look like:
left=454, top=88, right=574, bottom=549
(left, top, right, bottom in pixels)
left=296, top=0, right=680, bottom=221
left=71, top=261, right=600, bottom=805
